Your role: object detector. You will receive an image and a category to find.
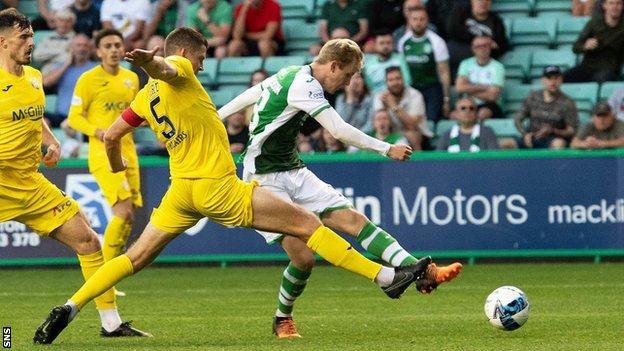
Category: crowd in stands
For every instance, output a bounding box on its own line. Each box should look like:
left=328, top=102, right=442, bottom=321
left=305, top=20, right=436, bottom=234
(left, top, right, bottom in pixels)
left=7, top=0, right=623, bottom=157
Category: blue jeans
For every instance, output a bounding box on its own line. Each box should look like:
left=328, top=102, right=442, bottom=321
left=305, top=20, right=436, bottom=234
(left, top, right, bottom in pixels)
left=415, top=83, right=444, bottom=122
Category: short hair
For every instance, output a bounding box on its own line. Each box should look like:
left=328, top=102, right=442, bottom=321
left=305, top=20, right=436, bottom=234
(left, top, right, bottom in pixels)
left=375, top=30, right=393, bottom=39
left=314, top=38, right=363, bottom=70
left=408, top=4, right=427, bottom=14
left=55, top=9, right=76, bottom=22
left=385, top=66, right=402, bottom=77
left=94, top=28, right=123, bottom=48
left=164, top=27, right=207, bottom=56
left=0, top=8, right=30, bottom=32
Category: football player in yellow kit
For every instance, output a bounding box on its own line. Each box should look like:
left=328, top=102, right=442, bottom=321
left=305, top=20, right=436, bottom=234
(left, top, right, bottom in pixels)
left=67, top=29, right=142, bottom=279
left=0, top=9, right=149, bottom=340
left=34, top=28, right=436, bottom=344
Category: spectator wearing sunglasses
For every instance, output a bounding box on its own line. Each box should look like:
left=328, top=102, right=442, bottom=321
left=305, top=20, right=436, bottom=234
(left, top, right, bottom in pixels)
left=513, top=65, right=579, bottom=149
left=436, top=96, right=498, bottom=152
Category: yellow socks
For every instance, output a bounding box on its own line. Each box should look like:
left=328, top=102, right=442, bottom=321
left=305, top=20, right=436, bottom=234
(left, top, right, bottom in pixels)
left=71, top=254, right=134, bottom=310
left=102, top=216, right=132, bottom=262
left=306, top=226, right=382, bottom=281
left=76, top=251, right=117, bottom=310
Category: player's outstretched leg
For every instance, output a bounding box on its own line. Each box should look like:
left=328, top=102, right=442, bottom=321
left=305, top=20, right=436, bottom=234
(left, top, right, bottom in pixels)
left=322, top=210, right=463, bottom=293
left=34, top=223, right=169, bottom=344
left=251, top=187, right=429, bottom=299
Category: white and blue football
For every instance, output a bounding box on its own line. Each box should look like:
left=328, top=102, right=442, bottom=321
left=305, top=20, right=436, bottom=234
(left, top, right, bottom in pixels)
left=484, top=286, right=530, bottom=331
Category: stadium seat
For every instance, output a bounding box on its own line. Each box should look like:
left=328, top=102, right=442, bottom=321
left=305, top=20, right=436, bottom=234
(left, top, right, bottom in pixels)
left=578, top=111, right=591, bottom=125
left=435, top=120, right=457, bottom=138
left=283, top=21, right=319, bottom=55
left=511, top=17, right=556, bottom=48
left=560, top=82, right=599, bottom=113
left=33, top=30, right=53, bottom=48
left=18, top=0, right=39, bottom=19
left=503, top=83, right=539, bottom=116
left=217, top=57, right=263, bottom=86
left=529, top=49, right=576, bottom=82
left=264, top=55, right=308, bottom=75
left=501, top=50, right=531, bottom=83
left=483, top=119, right=521, bottom=138
left=556, top=17, right=590, bottom=46
left=51, top=128, right=66, bottom=145
left=280, top=0, right=315, bottom=20
left=45, top=95, right=57, bottom=114
left=133, top=127, right=158, bottom=145
left=599, top=81, right=623, bottom=100
left=534, top=0, right=572, bottom=14
left=210, top=89, right=236, bottom=108
left=491, top=0, right=532, bottom=18
left=198, top=58, right=219, bottom=86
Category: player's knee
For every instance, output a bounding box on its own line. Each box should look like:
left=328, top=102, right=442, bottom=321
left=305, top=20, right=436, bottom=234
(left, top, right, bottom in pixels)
left=75, top=231, right=101, bottom=255
left=293, top=253, right=315, bottom=272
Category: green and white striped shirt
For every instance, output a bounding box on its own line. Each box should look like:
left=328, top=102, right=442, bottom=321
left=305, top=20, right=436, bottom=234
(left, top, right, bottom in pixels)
left=242, top=65, right=331, bottom=174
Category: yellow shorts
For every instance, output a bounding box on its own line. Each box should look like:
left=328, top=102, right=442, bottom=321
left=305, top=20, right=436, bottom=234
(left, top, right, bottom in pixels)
left=151, top=175, right=256, bottom=234
left=0, top=171, right=80, bottom=236
left=91, top=166, right=143, bottom=208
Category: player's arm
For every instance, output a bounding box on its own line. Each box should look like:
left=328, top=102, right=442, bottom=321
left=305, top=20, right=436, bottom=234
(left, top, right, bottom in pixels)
left=67, top=76, right=104, bottom=139
left=217, top=84, right=262, bottom=120
left=125, top=47, right=178, bottom=82
left=41, top=120, right=61, bottom=167
left=105, top=108, right=145, bottom=172
left=316, top=108, right=412, bottom=161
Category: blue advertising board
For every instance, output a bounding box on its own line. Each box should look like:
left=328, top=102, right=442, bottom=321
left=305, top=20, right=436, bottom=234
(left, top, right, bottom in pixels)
left=1, top=151, right=623, bottom=265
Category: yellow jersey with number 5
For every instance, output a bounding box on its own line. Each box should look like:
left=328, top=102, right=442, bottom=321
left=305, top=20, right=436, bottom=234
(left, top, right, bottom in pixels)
left=129, top=55, right=235, bottom=179
left=0, top=66, right=45, bottom=175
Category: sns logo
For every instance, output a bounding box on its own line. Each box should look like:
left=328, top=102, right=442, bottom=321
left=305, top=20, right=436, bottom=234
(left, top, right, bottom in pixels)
left=65, top=174, right=112, bottom=234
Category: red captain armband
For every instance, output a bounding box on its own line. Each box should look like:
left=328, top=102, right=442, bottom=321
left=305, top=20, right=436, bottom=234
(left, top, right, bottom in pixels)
left=121, top=107, right=145, bottom=127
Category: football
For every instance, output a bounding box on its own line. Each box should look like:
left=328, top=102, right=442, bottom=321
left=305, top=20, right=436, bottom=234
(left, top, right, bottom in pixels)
left=484, top=286, right=530, bottom=331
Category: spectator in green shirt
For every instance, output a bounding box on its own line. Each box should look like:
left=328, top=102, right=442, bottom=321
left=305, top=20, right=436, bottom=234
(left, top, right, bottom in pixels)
left=186, top=0, right=232, bottom=58
left=144, top=0, right=182, bottom=44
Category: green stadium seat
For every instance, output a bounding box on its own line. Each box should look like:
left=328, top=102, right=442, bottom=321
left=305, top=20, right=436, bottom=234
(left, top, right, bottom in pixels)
left=33, top=30, right=53, bottom=47
left=198, top=58, right=219, bottom=86
left=133, top=127, right=158, bottom=146
left=501, top=50, right=531, bottom=83
left=503, top=18, right=512, bottom=40
left=491, top=0, right=532, bottom=17
left=534, top=0, right=572, bottom=13
left=537, top=11, right=574, bottom=18
left=210, top=89, right=236, bottom=108
left=280, top=0, right=315, bottom=20
left=45, top=94, right=57, bottom=114
left=511, top=17, right=556, bottom=48
left=503, top=83, right=538, bottom=115
left=435, top=120, right=457, bottom=138
left=529, top=49, right=576, bottom=81
left=51, top=128, right=66, bottom=145
left=264, top=55, right=308, bottom=75
left=217, top=57, right=262, bottom=86
left=483, top=119, right=521, bottom=138
left=560, top=82, right=599, bottom=113
left=283, top=21, right=319, bottom=55
left=578, top=111, right=591, bottom=125
left=18, top=0, right=39, bottom=19
left=556, top=17, right=590, bottom=45
left=599, top=81, right=623, bottom=100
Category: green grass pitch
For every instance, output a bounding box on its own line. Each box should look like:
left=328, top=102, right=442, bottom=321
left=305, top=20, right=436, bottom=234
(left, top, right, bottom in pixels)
left=1, top=263, right=622, bottom=350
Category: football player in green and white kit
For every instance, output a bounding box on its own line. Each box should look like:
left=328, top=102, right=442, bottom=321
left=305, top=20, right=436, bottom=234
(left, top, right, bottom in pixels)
left=219, top=39, right=462, bottom=339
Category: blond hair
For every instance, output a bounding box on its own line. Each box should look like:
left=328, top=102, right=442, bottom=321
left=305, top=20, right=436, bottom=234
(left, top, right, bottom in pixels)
left=314, top=39, right=363, bottom=71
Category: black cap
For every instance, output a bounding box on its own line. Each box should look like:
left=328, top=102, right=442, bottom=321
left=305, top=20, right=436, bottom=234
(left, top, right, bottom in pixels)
left=593, top=101, right=612, bottom=116
left=542, top=65, right=562, bottom=77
